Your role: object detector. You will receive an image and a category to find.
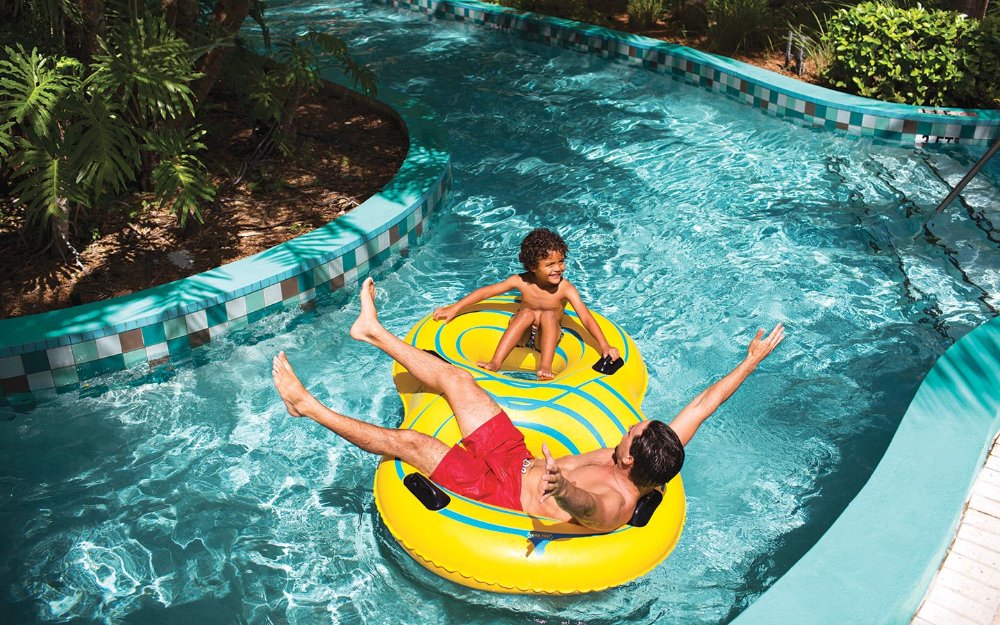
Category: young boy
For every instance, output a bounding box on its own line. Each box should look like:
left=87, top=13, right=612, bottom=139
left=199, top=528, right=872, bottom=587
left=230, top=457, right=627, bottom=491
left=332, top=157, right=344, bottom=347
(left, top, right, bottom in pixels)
left=433, top=228, right=620, bottom=380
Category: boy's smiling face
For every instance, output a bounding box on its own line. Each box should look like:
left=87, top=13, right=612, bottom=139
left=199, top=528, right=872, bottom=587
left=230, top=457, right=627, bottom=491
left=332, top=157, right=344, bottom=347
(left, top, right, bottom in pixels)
left=532, top=250, right=566, bottom=286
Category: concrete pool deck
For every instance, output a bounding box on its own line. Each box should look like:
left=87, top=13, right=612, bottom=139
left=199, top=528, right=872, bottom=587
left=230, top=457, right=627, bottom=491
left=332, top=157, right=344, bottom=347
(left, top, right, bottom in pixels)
left=914, top=434, right=1000, bottom=625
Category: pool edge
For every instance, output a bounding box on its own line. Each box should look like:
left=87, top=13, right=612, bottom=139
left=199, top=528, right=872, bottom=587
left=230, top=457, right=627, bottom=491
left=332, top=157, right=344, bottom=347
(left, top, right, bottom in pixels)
left=0, top=78, right=452, bottom=400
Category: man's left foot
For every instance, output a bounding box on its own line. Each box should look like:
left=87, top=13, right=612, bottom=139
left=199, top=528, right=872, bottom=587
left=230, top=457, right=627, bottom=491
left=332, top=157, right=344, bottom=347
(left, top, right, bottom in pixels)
left=272, top=352, right=312, bottom=417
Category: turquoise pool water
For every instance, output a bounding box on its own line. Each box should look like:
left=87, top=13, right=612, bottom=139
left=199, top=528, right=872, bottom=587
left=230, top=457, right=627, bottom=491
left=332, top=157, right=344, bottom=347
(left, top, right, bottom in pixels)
left=2, top=2, right=999, bottom=623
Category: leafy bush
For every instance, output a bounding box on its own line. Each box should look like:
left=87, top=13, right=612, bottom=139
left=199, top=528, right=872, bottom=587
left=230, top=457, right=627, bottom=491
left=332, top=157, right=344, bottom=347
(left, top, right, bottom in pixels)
left=496, top=0, right=607, bottom=23
left=628, top=0, right=664, bottom=28
left=957, top=14, right=1000, bottom=107
left=820, top=2, right=975, bottom=106
left=706, top=0, right=775, bottom=53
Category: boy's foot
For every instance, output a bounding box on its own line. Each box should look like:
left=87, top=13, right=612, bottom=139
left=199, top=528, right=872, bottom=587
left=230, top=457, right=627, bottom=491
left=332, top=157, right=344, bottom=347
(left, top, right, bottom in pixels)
left=537, top=368, right=555, bottom=380
left=273, top=352, right=313, bottom=417
left=349, top=277, right=383, bottom=343
left=477, top=361, right=500, bottom=372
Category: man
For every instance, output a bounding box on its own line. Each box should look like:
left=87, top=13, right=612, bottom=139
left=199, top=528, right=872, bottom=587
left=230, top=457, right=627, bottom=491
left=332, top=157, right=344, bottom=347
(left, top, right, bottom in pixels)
left=273, top=278, right=784, bottom=532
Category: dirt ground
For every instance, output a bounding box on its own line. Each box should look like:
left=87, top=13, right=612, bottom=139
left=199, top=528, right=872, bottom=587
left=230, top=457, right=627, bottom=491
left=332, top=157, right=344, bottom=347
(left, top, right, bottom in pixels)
left=0, top=84, right=408, bottom=319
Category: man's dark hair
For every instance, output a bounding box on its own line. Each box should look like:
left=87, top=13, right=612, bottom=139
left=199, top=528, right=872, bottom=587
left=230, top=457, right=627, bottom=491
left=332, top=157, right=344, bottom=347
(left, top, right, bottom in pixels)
left=629, top=420, right=685, bottom=487
left=519, top=228, right=568, bottom=272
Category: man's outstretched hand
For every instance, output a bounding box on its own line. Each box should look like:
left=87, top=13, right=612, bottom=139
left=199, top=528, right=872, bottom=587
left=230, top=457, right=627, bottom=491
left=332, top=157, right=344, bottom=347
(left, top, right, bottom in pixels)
left=746, top=323, right=785, bottom=367
left=540, top=443, right=566, bottom=503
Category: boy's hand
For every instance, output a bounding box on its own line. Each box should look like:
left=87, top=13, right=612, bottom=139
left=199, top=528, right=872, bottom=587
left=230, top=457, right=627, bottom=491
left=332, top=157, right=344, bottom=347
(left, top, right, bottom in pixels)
left=603, top=346, right=620, bottom=361
left=432, top=305, right=456, bottom=323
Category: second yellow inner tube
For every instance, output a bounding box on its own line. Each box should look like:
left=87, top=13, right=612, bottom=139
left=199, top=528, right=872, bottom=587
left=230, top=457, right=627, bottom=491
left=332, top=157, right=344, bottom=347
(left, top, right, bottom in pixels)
left=373, top=296, right=686, bottom=594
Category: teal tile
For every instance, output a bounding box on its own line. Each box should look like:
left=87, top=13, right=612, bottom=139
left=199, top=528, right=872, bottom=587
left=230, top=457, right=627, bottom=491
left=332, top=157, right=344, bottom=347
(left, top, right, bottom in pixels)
left=849, top=112, right=863, bottom=126
left=22, top=351, right=50, bottom=374
left=246, top=308, right=267, bottom=325
left=206, top=303, right=228, bottom=327
left=297, top=272, right=315, bottom=292
left=72, top=341, right=99, bottom=364
left=229, top=316, right=249, bottom=331
left=142, top=323, right=166, bottom=346
left=77, top=355, right=124, bottom=380
left=167, top=337, right=190, bottom=357
left=814, top=104, right=827, bottom=119
left=917, top=121, right=932, bottom=135
left=960, top=125, right=976, bottom=139
left=875, top=117, right=890, bottom=131
left=342, top=249, right=357, bottom=271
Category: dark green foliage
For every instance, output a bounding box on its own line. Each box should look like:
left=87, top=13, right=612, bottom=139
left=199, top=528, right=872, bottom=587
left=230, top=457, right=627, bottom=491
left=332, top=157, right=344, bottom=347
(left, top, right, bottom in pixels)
left=628, top=0, right=664, bottom=28
left=957, top=14, right=1000, bottom=106
left=497, top=0, right=610, bottom=24
left=706, top=0, right=776, bottom=53
left=820, top=2, right=975, bottom=106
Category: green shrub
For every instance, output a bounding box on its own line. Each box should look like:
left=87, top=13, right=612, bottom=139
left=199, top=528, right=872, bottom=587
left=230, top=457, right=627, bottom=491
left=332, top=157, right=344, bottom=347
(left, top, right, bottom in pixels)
left=957, top=14, right=1000, bottom=107
left=628, top=0, right=664, bottom=28
left=496, top=0, right=605, bottom=23
left=706, top=0, right=775, bottom=53
left=820, top=2, right=975, bottom=106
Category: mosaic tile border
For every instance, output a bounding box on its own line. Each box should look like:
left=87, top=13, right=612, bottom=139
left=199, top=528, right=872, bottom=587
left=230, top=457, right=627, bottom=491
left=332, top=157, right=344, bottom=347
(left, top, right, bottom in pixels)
left=0, top=81, right=452, bottom=399
left=378, top=0, right=1000, bottom=147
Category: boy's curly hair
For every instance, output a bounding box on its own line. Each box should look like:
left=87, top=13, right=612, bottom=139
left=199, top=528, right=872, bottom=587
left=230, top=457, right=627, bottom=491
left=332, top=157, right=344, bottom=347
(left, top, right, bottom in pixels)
left=519, top=228, right=568, bottom=272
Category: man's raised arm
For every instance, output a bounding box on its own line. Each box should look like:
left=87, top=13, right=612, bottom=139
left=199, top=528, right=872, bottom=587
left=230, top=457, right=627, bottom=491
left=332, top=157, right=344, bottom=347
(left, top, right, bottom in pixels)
left=668, top=324, right=785, bottom=446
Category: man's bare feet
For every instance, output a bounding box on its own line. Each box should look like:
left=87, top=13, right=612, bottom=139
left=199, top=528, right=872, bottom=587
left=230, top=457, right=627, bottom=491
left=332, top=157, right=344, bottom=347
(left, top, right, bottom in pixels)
left=477, top=360, right=500, bottom=372
left=537, top=368, right=555, bottom=380
left=272, top=351, right=313, bottom=417
left=349, top=277, right=383, bottom=344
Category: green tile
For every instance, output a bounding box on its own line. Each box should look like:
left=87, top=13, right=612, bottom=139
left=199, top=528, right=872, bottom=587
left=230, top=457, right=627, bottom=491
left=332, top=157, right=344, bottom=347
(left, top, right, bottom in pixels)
left=142, top=323, right=165, bottom=346
left=167, top=337, right=190, bottom=357
left=228, top=316, right=249, bottom=331
left=51, top=366, right=79, bottom=387
left=245, top=291, right=265, bottom=314
left=246, top=308, right=267, bottom=325
left=297, top=272, right=315, bottom=292
left=123, top=348, right=148, bottom=368
left=72, top=341, right=99, bottom=364
left=814, top=104, right=827, bottom=119
left=916, top=121, right=932, bottom=135
left=849, top=112, right=863, bottom=126
left=163, top=317, right=188, bottom=341
left=875, top=117, right=890, bottom=131
left=342, top=249, right=357, bottom=271
left=313, top=263, right=331, bottom=285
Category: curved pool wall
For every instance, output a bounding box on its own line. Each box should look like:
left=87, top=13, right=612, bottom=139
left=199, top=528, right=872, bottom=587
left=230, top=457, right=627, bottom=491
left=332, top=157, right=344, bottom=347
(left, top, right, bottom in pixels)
left=0, top=80, right=452, bottom=401
left=733, top=315, right=1000, bottom=625
left=379, top=0, right=1000, bottom=146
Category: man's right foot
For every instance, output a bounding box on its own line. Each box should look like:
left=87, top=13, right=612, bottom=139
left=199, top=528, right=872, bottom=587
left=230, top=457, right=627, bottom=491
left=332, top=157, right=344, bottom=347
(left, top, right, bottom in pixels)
left=349, top=277, right=383, bottom=343
left=272, top=352, right=313, bottom=417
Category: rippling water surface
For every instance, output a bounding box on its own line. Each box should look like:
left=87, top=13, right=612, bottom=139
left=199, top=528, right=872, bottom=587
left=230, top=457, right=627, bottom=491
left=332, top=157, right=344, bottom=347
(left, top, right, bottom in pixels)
left=2, top=2, right=999, bottom=623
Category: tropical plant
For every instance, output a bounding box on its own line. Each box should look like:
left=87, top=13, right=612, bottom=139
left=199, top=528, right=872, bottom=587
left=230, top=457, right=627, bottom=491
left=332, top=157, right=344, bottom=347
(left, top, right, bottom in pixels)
left=820, top=2, right=975, bottom=106
left=957, top=13, right=1000, bottom=106
left=706, top=0, right=775, bottom=53
left=628, top=0, right=664, bottom=28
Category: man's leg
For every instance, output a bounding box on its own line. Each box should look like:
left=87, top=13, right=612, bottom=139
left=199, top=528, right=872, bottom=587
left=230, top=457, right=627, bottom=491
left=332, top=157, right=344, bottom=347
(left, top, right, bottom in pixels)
left=272, top=352, right=449, bottom=475
left=350, top=278, right=501, bottom=438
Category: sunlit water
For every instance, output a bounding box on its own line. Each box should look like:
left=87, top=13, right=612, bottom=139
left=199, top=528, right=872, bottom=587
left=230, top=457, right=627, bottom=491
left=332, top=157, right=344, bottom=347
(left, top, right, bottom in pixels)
left=2, top=2, right=999, bottom=623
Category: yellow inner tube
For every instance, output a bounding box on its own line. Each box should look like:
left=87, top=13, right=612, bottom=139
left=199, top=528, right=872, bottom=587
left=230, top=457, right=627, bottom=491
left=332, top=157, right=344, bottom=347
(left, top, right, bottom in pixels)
left=374, top=296, right=686, bottom=594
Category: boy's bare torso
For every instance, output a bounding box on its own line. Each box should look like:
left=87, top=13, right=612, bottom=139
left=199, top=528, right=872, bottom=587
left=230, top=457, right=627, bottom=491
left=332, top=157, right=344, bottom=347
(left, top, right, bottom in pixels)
left=512, top=272, right=570, bottom=323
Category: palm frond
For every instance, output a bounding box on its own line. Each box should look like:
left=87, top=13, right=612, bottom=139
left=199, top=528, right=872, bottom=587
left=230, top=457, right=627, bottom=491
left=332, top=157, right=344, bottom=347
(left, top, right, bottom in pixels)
left=10, top=134, right=87, bottom=226
left=144, top=125, right=216, bottom=227
left=0, top=44, right=78, bottom=138
left=89, top=17, right=204, bottom=122
left=65, top=93, right=140, bottom=197
left=0, top=121, right=14, bottom=161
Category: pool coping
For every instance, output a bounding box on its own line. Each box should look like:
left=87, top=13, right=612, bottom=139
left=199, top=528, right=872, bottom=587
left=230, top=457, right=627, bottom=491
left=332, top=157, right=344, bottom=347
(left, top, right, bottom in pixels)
left=733, top=315, right=1000, bottom=625
left=380, top=0, right=999, bottom=146
left=0, top=77, right=452, bottom=400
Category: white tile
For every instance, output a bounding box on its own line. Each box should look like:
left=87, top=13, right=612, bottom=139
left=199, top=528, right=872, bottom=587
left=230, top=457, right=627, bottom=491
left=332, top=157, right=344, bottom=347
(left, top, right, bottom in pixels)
left=953, top=536, right=1000, bottom=571
left=975, top=125, right=990, bottom=140
left=970, top=492, right=1000, bottom=518
left=0, top=356, right=24, bottom=378
left=343, top=268, right=359, bottom=286
left=46, top=346, right=74, bottom=369
left=300, top=288, right=316, bottom=303
left=919, top=597, right=982, bottom=625
left=777, top=93, right=788, bottom=108
left=945, top=124, right=961, bottom=138
left=185, top=310, right=209, bottom=333
left=794, top=98, right=806, bottom=113
left=262, top=283, right=283, bottom=306
left=888, top=118, right=904, bottom=132
left=326, top=257, right=344, bottom=277
left=226, top=297, right=247, bottom=320
left=354, top=243, right=369, bottom=265
left=208, top=323, right=229, bottom=340
left=95, top=334, right=122, bottom=358
left=966, top=509, right=1000, bottom=535
left=27, top=371, right=54, bottom=391
left=837, top=109, right=851, bottom=124
left=957, top=523, right=1000, bottom=554
left=937, top=566, right=1000, bottom=605
left=862, top=113, right=876, bottom=128
left=146, top=342, right=169, bottom=361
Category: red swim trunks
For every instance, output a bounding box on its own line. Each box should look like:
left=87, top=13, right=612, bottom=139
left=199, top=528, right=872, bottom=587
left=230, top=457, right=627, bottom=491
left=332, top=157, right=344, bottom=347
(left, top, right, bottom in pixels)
left=429, top=410, right=533, bottom=511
